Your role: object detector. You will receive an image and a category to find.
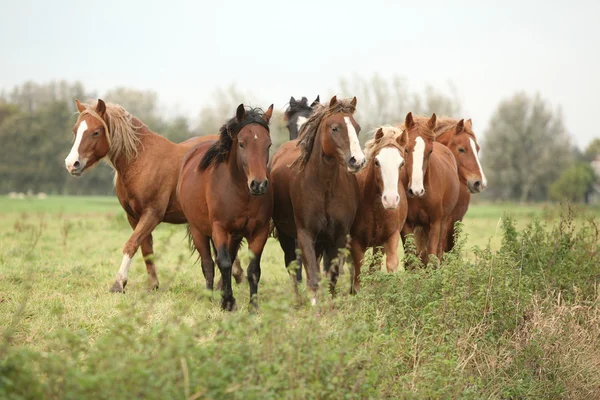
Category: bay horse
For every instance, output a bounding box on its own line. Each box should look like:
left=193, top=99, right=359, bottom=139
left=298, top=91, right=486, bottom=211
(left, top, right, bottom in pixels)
left=434, top=118, right=487, bottom=252
left=64, top=99, right=244, bottom=293
left=399, top=112, right=460, bottom=265
left=270, top=96, right=366, bottom=304
left=350, top=126, right=408, bottom=293
left=284, top=95, right=320, bottom=140
left=177, top=104, right=274, bottom=310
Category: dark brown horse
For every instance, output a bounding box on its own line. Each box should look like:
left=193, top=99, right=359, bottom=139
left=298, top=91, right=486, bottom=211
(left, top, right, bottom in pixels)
left=350, top=126, right=408, bottom=293
left=270, top=96, right=365, bottom=304
left=284, top=95, right=320, bottom=140
left=64, top=99, right=230, bottom=292
left=400, top=113, right=460, bottom=265
left=435, top=118, right=487, bottom=252
left=177, top=104, right=274, bottom=310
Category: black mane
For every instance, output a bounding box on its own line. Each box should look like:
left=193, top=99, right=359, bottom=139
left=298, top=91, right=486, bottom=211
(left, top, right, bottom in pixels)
left=199, top=107, right=269, bottom=170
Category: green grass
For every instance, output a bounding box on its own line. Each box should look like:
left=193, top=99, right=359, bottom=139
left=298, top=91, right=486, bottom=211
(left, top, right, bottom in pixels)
left=1, top=196, right=599, bottom=399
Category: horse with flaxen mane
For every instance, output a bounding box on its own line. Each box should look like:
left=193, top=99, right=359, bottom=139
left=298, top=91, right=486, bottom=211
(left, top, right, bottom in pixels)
left=350, top=125, right=409, bottom=293
left=64, top=99, right=240, bottom=292
left=177, top=104, right=274, bottom=310
left=399, top=112, right=460, bottom=266
left=270, top=95, right=366, bottom=304
left=434, top=118, right=487, bottom=252
left=284, top=95, right=320, bottom=140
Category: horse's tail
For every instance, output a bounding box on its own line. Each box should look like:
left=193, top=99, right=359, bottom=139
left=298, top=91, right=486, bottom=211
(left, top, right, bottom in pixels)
left=185, top=224, right=201, bottom=264
left=413, top=226, right=428, bottom=261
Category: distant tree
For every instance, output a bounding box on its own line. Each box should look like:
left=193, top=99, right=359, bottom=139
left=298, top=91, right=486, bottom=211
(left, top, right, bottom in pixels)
left=583, top=138, right=600, bottom=162
left=482, top=93, right=575, bottom=202
left=549, top=162, right=596, bottom=203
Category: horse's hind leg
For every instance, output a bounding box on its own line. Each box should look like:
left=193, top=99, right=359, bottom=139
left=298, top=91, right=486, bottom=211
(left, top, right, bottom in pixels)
left=141, top=234, right=159, bottom=290
left=111, top=213, right=160, bottom=293
left=190, top=227, right=215, bottom=290
left=277, top=229, right=300, bottom=280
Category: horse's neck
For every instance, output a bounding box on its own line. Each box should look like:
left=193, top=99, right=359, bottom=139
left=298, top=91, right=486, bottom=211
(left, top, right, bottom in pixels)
left=111, top=127, right=161, bottom=177
left=305, top=133, right=343, bottom=182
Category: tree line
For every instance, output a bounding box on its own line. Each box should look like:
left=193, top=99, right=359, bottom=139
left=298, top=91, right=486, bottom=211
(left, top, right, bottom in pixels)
left=0, top=78, right=597, bottom=201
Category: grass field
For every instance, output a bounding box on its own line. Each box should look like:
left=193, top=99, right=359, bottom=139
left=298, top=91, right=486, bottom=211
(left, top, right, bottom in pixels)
left=1, top=196, right=599, bottom=398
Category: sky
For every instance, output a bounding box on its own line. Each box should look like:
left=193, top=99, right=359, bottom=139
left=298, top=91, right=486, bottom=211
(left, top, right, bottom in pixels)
left=1, top=0, right=598, bottom=148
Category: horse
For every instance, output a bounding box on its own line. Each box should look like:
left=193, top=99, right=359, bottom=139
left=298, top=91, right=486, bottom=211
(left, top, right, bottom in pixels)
left=399, top=112, right=460, bottom=266
left=64, top=99, right=245, bottom=293
left=177, top=104, right=274, bottom=310
left=284, top=95, right=320, bottom=140
left=434, top=118, right=487, bottom=252
left=350, top=125, right=409, bottom=294
left=270, top=95, right=366, bottom=304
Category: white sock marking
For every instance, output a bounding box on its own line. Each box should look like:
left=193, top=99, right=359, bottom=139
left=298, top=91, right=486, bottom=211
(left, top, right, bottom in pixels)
left=469, top=138, right=487, bottom=187
left=65, top=120, right=87, bottom=170
left=117, top=254, right=132, bottom=284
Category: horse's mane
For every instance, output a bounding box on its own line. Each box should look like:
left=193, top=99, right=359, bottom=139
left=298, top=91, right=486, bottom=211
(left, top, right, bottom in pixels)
left=291, top=99, right=356, bottom=169
left=364, top=125, right=404, bottom=160
left=78, top=100, right=144, bottom=166
left=434, top=117, right=476, bottom=139
left=284, top=97, right=312, bottom=122
left=400, top=115, right=437, bottom=140
left=199, top=107, right=270, bottom=170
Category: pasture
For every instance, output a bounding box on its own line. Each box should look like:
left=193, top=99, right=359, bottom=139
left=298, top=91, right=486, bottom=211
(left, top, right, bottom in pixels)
left=1, top=196, right=599, bottom=398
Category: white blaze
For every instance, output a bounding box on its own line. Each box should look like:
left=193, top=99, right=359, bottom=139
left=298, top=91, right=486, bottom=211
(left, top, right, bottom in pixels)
left=65, top=121, right=87, bottom=170
left=343, top=116, right=365, bottom=165
left=377, top=147, right=404, bottom=208
left=469, top=138, right=487, bottom=187
left=410, top=136, right=425, bottom=194
left=296, top=116, right=307, bottom=133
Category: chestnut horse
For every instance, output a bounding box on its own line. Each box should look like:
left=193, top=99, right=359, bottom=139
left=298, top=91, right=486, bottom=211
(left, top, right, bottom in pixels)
left=284, top=95, right=320, bottom=140
left=350, top=126, right=408, bottom=293
left=270, top=96, right=365, bottom=304
left=177, top=104, right=274, bottom=310
left=434, top=118, right=487, bottom=252
left=64, top=99, right=235, bottom=292
left=400, top=112, right=460, bottom=265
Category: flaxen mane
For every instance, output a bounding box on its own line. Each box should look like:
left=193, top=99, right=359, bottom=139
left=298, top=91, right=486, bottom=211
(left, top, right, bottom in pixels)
left=78, top=101, right=144, bottom=166
left=291, top=99, right=356, bottom=169
left=284, top=97, right=312, bottom=122
left=434, top=117, right=476, bottom=140
left=199, top=107, right=270, bottom=170
left=364, top=125, right=405, bottom=160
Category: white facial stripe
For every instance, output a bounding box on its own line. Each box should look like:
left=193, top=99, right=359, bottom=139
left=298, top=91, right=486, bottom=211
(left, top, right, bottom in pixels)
left=410, top=136, right=425, bottom=192
left=296, top=116, right=307, bottom=133
left=469, top=138, right=487, bottom=186
left=65, top=120, right=87, bottom=168
left=377, top=147, right=403, bottom=201
left=343, top=116, right=365, bottom=162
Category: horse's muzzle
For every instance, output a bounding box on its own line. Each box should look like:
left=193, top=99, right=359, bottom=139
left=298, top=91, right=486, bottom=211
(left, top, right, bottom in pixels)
left=249, top=179, right=269, bottom=196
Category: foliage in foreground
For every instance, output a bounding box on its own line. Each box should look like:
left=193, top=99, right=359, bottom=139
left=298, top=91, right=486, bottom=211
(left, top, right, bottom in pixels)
left=1, top=209, right=599, bottom=399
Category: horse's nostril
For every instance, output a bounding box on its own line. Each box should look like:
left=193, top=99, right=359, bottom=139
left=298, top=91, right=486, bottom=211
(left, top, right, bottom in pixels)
left=73, top=160, right=80, bottom=168
left=349, top=156, right=357, bottom=165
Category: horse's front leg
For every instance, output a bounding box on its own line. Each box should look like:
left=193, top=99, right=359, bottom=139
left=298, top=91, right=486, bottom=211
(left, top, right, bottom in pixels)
left=296, top=228, right=320, bottom=305
left=427, top=219, right=442, bottom=266
left=110, top=212, right=161, bottom=293
left=125, top=215, right=159, bottom=290
left=384, top=230, right=401, bottom=273
left=246, top=225, right=269, bottom=309
left=349, top=240, right=365, bottom=295
left=212, top=225, right=236, bottom=311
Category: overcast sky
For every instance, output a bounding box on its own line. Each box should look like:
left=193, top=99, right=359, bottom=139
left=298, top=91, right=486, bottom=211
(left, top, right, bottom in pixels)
left=1, top=0, right=597, bottom=148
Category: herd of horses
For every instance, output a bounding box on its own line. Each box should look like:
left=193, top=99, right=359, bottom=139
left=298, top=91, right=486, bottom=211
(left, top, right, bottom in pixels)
left=64, top=95, right=487, bottom=310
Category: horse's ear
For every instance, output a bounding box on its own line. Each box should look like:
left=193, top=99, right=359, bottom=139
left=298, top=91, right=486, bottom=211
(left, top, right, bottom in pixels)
left=75, top=99, right=86, bottom=113
left=466, top=118, right=473, bottom=129
left=311, top=95, right=320, bottom=107
left=428, top=113, right=437, bottom=131
left=456, top=119, right=464, bottom=133
left=290, top=96, right=296, bottom=105
left=236, top=104, right=246, bottom=122
left=95, top=99, right=106, bottom=118
left=350, top=96, right=357, bottom=109
left=301, top=96, right=308, bottom=104
left=375, top=127, right=384, bottom=141
left=329, top=95, right=338, bottom=108
left=263, top=104, right=274, bottom=124
left=405, top=112, right=415, bottom=129
left=397, top=129, right=409, bottom=147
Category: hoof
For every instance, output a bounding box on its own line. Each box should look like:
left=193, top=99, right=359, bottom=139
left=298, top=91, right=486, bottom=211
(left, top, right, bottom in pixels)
left=249, top=296, right=259, bottom=312
left=221, top=297, right=237, bottom=312
left=109, top=280, right=126, bottom=293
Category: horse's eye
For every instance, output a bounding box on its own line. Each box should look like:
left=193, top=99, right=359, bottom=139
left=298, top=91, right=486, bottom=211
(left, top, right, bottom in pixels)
left=374, top=159, right=380, bottom=167
left=429, top=149, right=433, bottom=155
left=458, top=148, right=466, bottom=153
left=332, top=126, right=339, bottom=133
left=239, top=142, right=245, bottom=149
left=400, top=161, right=405, bottom=169
left=92, top=131, right=101, bottom=138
